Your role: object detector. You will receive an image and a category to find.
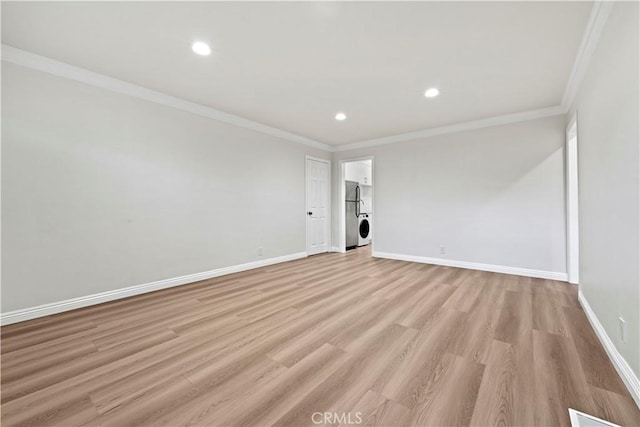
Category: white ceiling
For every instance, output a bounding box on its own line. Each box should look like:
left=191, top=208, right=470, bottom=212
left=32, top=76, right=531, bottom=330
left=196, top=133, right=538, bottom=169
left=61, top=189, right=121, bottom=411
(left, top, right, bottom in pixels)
left=2, top=1, right=592, bottom=146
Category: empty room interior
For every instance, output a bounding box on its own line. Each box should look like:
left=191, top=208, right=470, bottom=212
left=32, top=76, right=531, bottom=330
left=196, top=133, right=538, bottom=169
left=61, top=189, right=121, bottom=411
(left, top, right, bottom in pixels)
left=1, top=1, right=640, bottom=426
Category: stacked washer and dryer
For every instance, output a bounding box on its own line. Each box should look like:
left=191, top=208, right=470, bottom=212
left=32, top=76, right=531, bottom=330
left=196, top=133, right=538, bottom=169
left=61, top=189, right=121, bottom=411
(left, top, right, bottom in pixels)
left=345, top=160, right=373, bottom=250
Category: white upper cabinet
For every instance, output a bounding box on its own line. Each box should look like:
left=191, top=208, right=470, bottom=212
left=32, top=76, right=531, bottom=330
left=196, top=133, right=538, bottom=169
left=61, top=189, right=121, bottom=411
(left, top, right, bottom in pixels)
left=345, top=163, right=359, bottom=182
left=359, top=163, right=372, bottom=186
left=345, top=161, right=372, bottom=186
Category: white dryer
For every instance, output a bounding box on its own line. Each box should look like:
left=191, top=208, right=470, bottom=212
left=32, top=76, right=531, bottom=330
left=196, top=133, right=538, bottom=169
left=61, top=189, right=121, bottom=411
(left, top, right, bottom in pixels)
left=358, top=213, right=372, bottom=246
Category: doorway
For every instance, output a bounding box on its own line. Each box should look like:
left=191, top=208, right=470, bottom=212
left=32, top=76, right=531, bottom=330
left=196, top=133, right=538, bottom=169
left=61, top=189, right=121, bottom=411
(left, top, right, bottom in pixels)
left=566, top=115, right=579, bottom=284
left=306, top=156, right=330, bottom=255
left=339, top=157, right=374, bottom=253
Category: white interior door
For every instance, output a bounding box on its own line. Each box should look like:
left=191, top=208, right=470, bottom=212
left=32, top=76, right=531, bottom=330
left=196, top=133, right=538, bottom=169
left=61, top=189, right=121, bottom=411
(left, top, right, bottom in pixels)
left=306, top=157, right=330, bottom=255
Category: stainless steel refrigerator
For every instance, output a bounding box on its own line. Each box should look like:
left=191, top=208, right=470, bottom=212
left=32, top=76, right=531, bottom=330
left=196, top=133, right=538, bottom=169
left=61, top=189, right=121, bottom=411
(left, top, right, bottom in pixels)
left=345, top=180, right=360, bottom=249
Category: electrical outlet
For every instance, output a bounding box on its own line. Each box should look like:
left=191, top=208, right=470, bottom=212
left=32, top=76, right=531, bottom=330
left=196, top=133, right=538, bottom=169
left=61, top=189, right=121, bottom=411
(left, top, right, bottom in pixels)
left=439, top=245, right=446, bottom=255
left=619, top=317, right=626, bottom=343
left=258, top=247, right=263, bottom=257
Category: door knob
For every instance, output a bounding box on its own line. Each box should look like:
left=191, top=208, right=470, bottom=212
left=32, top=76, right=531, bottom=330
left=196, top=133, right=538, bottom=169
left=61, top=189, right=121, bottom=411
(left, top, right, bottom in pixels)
left=307, top=211, right=313, bottom=216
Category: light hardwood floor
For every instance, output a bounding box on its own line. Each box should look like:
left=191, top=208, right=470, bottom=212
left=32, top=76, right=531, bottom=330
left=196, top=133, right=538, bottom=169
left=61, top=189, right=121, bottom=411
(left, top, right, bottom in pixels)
left=1, top=247, right=639, bottom=426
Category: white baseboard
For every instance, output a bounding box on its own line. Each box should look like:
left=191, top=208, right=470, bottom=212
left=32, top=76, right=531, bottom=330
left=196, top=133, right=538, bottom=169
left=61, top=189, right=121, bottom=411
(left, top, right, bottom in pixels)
left=371, top=251, right=568, bottom=281
left=578, top=291, right=640, bottom=408
left=0, top=252, right=307, bottom=326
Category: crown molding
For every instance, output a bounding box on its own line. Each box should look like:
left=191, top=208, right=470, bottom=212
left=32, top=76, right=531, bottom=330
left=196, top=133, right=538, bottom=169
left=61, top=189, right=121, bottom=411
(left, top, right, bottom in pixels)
left=332, top=105, right=565, bottom=152
left=332, top=1, right=612, bottom=153
left=561, top=0, right=614, bottom=112
left=0, top=44, right=333, bottom=152
left=3, top=0, right=610, bottom=156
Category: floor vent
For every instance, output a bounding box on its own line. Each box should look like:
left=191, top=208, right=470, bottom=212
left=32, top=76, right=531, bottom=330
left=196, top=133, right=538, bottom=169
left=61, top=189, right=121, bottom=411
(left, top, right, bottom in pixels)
left=569, top=409, right=621, bottom=427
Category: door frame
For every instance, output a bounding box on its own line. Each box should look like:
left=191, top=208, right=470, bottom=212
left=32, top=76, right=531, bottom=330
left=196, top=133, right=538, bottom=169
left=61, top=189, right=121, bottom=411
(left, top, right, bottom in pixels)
left=338, top=156, right=375, bottom=253
left=305, top=155, right=331, bottom=256
left=566, top=113, right=579, bottom=284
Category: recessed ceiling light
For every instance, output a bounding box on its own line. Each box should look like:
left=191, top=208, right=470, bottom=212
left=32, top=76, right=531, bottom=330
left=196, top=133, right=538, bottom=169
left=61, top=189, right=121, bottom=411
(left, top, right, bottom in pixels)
left=192, top=41, right=211, bottom=56
left=335, top=112, right=347, bottom=121
left=424, top=88, right=440, bottom=98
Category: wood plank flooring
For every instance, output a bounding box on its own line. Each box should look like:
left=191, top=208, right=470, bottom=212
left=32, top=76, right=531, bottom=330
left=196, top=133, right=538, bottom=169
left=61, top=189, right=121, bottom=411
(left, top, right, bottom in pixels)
left=1, top=247, right=638, bottom=426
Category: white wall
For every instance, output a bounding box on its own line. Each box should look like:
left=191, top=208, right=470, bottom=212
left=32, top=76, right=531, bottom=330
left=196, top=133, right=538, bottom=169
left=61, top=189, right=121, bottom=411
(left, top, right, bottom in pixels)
left=569, top=2, right=639, bottom=377
left=332, top=116, right=567, bottom=276
left=1, top=62, right=328, bottom=313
